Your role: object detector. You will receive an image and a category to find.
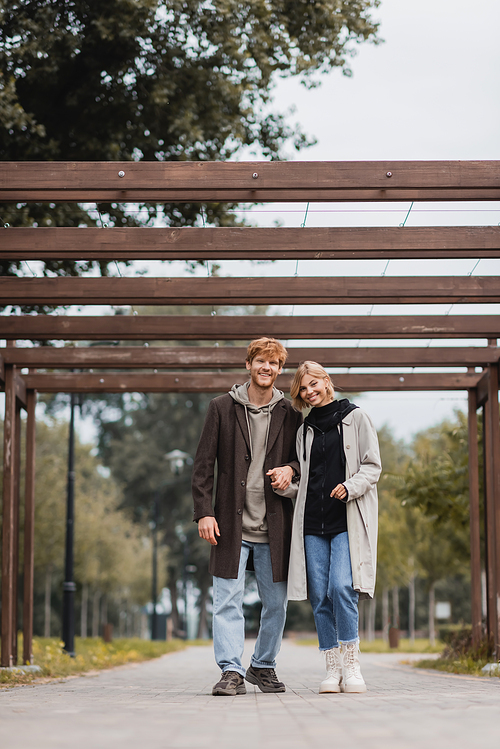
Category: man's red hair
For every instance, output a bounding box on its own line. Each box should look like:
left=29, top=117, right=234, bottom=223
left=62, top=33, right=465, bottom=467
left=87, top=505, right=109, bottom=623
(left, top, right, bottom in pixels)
left=246, top=337, right=288, bottom=368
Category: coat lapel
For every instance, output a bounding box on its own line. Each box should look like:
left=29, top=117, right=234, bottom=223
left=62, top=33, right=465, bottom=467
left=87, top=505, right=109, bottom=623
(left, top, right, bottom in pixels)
left=266, top=402, right=286, bottom=456
left=234, top=402, right=251, bottom=451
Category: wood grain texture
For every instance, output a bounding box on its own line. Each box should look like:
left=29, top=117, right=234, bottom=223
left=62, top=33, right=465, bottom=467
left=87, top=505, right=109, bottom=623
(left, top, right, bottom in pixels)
left=3, top=226, right=500, bottom=260
left=2, top=346, right=499, bottom=368
left=3, top=275, right=500, bottom=305
left=2, top=315, right=499, bottom=340
left=1, top=161, right=499, bottom=205
left=22, top=371, right=481, bottom=393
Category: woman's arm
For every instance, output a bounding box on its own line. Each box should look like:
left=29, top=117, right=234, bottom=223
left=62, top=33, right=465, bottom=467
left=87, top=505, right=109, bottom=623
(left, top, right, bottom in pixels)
left=342, top=410, right=382, bottom=501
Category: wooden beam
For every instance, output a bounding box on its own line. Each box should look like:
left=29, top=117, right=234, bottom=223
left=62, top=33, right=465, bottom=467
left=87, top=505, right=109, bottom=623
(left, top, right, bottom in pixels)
left=12, top=404, right=21, bottom=665
left=1, top=366, right=17, bottom=666
left=1, top=161, right=500, bottom=202
left=476, top=368, right=490, bottom=407
left=15, top=373, right=27, bottom=410
left=22, top=371, right=480, bottom=393
left=468, top=389, right=482, bottom=648
left=483, top=368, right=499, bottom=654
left=1, top=345, right=499, bottom=369
left=3, top=227, right=500, bottom=261
left=4, top=275, right=500, bottom=306
left=486, top=364, right=500, bottom=654
left=2, top=315, right=500, bottom=341
left=23, top=390, right=36, bottom=666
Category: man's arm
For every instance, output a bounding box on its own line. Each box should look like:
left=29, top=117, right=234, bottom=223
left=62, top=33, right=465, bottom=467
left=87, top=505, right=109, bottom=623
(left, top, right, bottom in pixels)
left=192, top=399, right=220, bottom=522
left=267, top=409, right=303, bottom=490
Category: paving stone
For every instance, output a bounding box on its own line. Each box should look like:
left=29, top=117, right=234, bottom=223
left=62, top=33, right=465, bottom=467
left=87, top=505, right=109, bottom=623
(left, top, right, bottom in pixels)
left=1, top=640, right=500, bottom=749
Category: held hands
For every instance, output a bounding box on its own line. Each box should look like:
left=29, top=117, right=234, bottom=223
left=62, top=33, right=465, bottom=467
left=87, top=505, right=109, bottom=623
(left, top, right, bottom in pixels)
left=198, top=516, right=220, bottom=545
left=330, top=483, right=347, bottom=501
left=266, top=465, right=293, bottom=490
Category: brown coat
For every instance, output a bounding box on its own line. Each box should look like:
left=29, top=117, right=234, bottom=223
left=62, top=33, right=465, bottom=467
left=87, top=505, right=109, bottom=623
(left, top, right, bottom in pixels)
left=192, top=393, right=302, bottom=581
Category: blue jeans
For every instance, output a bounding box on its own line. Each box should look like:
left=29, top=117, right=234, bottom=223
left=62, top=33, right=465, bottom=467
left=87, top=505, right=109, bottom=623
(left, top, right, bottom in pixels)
left=212, top=541, right=287, bottom=677
left=304, top=532, right=359, bottom=650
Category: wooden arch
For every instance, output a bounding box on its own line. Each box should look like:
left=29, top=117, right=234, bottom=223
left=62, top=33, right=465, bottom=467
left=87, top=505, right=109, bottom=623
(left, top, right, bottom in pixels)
left=1, top=160, right=499, bottom=667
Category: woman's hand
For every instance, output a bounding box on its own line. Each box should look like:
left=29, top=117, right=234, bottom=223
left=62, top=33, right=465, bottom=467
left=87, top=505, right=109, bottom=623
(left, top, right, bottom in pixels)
left=330, top=483, right=347, bottom=501
left=266, top=465, right=293, bottom=490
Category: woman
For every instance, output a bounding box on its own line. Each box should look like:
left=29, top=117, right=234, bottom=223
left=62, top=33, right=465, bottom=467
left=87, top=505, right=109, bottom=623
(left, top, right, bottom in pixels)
left=284, top=361, right=381, bottom=693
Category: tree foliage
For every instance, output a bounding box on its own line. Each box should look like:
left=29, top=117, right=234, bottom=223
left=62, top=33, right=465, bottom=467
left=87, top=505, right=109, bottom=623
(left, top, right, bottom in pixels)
left=0, top=0, right=381, bottom=276
left=375, top=425, right=412, bottom=590
left=97, top=388, right=213, bottom=632
left=398, top=410, right=480, bottom=565
left=0, top=417, right=156, bottom=635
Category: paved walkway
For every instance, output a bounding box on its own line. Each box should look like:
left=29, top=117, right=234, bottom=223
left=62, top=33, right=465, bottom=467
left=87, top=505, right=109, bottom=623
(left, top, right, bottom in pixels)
left=1, top=640, right=500, bottom=749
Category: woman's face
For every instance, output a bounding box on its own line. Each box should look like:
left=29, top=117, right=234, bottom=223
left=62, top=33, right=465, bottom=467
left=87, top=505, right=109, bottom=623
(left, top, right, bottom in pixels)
left=299, top=373, right=333, bottom=408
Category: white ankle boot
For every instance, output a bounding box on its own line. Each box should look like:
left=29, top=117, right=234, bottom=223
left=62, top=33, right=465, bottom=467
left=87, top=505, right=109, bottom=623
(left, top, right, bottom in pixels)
left=342, top=641, right=367, bottom=693
left=319, top=647, right=343, bottom=693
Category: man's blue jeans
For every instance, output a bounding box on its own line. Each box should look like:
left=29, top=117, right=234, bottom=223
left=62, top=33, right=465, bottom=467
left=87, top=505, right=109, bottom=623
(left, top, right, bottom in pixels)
left=212, top=541, right=287, bottom=677
left=304, top=532, right=359, bottom=650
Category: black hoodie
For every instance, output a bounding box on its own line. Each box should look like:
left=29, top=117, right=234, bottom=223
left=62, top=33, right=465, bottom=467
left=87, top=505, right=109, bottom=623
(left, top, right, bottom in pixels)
left=303, top=398, right=358, bottom=536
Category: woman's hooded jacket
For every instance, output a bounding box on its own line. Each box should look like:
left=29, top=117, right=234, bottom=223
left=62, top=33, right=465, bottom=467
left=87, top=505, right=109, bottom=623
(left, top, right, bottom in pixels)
left=278, top=404, right=381, bottom=601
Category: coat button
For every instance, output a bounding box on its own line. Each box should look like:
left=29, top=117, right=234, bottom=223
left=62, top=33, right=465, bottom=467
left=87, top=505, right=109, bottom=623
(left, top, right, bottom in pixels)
left=241, top=481, right=245, bottom=486
left=346, top=445, right=351, bottom=449
left=237, top=509, right=242, bottom=514
left=245, top=454, right=249, bottom=461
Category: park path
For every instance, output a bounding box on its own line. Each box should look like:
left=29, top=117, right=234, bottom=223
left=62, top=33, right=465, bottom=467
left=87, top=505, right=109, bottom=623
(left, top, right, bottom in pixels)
left=1, top=639, right=500, bottom=749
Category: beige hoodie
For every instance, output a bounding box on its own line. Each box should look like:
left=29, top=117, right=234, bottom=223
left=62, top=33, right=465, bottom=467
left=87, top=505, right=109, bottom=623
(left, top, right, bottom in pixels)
left=229, top=382, right=284, bottom=543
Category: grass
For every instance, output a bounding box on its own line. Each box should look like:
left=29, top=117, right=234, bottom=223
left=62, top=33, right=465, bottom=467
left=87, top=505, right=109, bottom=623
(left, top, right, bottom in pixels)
left=414, top=655, right=493, bottom=677
left=414, top=629, right=499, bottom=677
left=295, top=637, right=443, bottom=654
left=0, top=637, right=207, bottom=688
left=296, top=631, right=500, bottom=678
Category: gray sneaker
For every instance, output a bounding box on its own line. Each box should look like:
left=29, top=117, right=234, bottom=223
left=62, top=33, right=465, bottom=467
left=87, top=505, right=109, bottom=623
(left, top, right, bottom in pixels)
left=212, top=670, right=247, bottom=696
left=245, top=665, right=286, bottom=693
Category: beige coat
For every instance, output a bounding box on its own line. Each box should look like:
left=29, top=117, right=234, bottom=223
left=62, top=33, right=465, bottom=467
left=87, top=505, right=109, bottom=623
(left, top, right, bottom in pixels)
left=280, top=407, right=381, bottom=601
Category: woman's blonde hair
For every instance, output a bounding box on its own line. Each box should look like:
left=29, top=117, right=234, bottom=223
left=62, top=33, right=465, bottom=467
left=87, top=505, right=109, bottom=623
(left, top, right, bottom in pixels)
left=290, top=361, right=334, bottom=411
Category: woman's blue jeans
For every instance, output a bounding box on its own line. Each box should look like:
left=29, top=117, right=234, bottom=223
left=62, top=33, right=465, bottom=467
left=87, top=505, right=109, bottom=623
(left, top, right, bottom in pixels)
left=212, top=541, right=287, bottom=677
left=304, top=532, right=359, bottom=650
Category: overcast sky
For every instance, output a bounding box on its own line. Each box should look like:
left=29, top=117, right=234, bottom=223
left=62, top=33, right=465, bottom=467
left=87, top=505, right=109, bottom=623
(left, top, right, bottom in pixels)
left=255, top=0, right=500, bottom=438
left=6, top=0, right=500, bottom=442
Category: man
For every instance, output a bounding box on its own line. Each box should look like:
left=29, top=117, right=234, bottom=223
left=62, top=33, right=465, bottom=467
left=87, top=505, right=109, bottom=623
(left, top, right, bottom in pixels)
left=192, top=337, right=302, bottom=696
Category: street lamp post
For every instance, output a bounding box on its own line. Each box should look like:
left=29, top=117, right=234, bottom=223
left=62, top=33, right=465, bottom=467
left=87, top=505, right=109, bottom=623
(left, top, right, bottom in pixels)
left=62, top=343, right=116, bottom=654
left=164, top=450, right=192, bottom=640
left=151, top=491, right=160, bottom=641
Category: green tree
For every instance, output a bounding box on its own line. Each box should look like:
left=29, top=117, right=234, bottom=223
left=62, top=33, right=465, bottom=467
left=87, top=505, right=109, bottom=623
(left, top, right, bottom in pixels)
left=0, top=0, right=381, bottom=278
left=98, top=388, right=213, bottom=634
left=373, top=426, right=411, bottom=638
left=398, top=411, right=480, bottom=642
left=399, top=411, right=478, bottom=565
left=0, top=416, right=156, bottom=636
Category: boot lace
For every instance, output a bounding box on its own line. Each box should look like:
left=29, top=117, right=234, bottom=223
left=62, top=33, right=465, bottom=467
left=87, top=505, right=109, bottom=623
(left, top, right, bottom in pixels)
left=325, top=649, right=342, bottom=676
left=343, top=644, right=361, bottom=678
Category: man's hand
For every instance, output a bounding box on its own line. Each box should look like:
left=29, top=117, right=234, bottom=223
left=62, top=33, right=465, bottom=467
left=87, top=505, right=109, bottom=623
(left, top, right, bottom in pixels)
left=266, top=465, right=293, bottom=490
left=198, top=516, right=220, bottom=545
left=331, top=483, right=347, bottom=500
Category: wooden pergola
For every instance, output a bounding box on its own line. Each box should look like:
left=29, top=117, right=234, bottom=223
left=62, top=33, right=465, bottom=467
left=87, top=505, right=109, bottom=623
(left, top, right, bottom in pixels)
left=1, top=160, right=499, bottom=668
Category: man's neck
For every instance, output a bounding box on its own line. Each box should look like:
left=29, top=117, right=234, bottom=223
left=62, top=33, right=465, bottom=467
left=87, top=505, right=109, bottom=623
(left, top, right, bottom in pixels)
left=247, top=381, right=274, bottom=407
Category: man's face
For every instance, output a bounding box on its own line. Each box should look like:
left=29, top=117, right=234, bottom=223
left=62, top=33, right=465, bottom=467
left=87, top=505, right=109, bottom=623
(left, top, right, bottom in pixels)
left=246, top=354, right=282, bottom=390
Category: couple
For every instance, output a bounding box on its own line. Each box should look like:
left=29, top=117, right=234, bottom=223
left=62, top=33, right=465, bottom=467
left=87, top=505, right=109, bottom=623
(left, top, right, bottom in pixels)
left=192, top=337, right=381, bottom=696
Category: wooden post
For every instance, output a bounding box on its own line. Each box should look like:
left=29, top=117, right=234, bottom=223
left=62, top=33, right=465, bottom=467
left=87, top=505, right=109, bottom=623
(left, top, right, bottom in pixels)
left=468, top=388, right=482, bottom=647
left=486, top=363, right=500, bottom=655
left=23, top=390, right=37, bottom=665
left=1, top=365, right=17, bottom=667
left=11, top=402, right=22, bottom=665
left=483, top=378, right=498, bottom=655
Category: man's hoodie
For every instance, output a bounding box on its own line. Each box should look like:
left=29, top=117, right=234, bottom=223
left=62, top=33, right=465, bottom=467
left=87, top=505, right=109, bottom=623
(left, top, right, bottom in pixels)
left=229, top=382, right=284, bottom=543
